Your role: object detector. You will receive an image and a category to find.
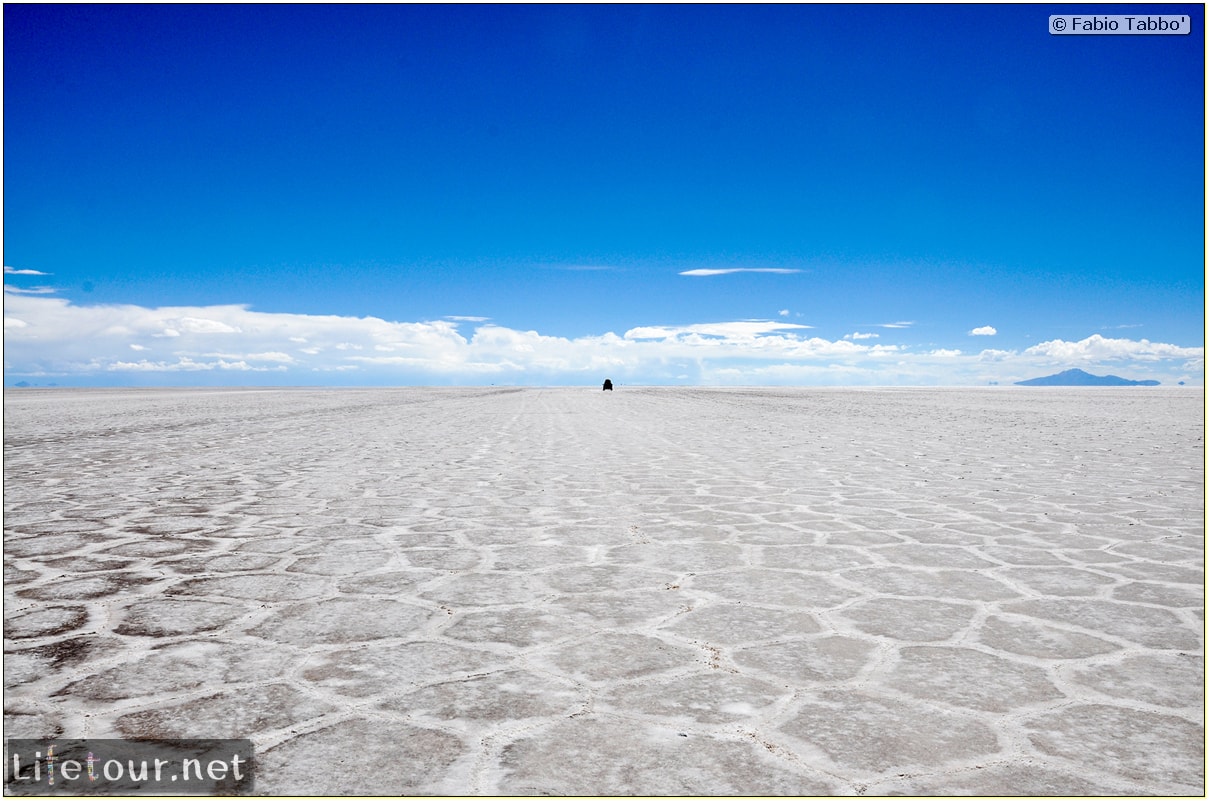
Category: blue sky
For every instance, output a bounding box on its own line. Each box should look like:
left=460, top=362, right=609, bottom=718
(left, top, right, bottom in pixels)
left=4, top=4, right=1204, bottom=386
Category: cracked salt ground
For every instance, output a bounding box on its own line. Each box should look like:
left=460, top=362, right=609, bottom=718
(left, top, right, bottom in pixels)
left=4, top=386, right=1204, bottom=795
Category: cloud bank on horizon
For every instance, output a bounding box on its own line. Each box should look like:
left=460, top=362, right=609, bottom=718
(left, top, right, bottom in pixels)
left=4, top=290, right=1201, bottom=387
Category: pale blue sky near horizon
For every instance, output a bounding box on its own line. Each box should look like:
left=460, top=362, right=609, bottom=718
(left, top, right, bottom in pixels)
left=4, top=4, right=1204, bottom=386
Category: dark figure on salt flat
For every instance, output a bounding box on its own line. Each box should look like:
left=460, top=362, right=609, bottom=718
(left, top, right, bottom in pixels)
left=602, top=379, right=613, bottom=391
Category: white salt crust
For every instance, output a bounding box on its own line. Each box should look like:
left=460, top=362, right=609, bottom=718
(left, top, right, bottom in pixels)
left=4, top=386, right=1203, bottom=795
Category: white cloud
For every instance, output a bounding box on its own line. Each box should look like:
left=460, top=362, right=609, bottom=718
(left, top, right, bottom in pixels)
left=969, top=326, right=997, bottom=336
left=204, top=351, right=298, bottom=364
left=2, top=294, right=1201, bottom=387
left=1024, top=334, right=1203, bottom=363
left=107, top=357, right=286, bottom=372
left=706, top=362, right=883, bottom=385
left=4, top=285, right=59, bottom=295
left=679, top=268, right=802, bottom=277
left=177, top=316, right=241, bottom=334
left=878, top=321, right=914, bottom=329
left=4, top=266, right=50, bottom=276
left=445, top=315, right=490, bottom=322
left=778, top=309, right=789, bottom=317
left=624, top=321, right=813, bottom=340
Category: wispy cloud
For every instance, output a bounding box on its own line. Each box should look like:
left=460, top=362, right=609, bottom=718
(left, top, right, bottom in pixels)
left=445, top=315, right=490, bottom=322
left=3, top=285, right=59, bottom=295
left=3, top=295, right=1201, bottom=386
left=876, top=321, right=914, bottom=329
left=969, top=325, right=997, bottom=336
left=679, top=268, right=802, bottom=277
left=624, top=321, right=813, bottom=340
left=4, top=266, right=50, bottom=276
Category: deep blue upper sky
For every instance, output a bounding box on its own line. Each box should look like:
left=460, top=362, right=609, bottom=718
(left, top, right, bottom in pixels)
left=3, top=4, right=1204, bottom=385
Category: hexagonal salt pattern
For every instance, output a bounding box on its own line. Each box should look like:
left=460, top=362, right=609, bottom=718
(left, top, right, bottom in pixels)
left=5, top=386, right=1204, bottom=795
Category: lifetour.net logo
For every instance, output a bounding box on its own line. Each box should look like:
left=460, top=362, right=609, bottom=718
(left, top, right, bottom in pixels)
left=5, top=739, right=254, bottom=796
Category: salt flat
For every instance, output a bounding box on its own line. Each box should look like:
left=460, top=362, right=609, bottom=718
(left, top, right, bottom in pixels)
left=3, top=386, right=1204, bottom=795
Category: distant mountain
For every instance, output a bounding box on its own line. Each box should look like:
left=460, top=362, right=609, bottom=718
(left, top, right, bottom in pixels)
left=1015, top=368, right=1159, bottom=386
